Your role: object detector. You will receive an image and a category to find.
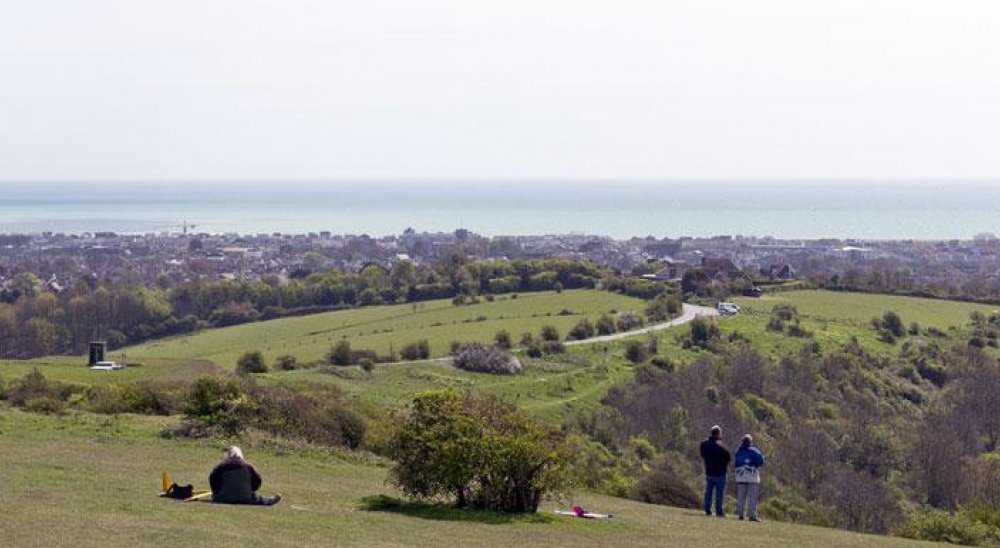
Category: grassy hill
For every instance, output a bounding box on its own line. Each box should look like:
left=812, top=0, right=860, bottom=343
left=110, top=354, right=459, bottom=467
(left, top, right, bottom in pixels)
left=122, top=290, right=647, bottom=368
left=0, top=409, right=936, bottom=548
left=734, top=290, right=997, bottom=330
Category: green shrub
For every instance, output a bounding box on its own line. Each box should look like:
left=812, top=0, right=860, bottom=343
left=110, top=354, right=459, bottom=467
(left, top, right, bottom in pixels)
left=1, top=368, right=81, bottom=407
left=182, top=376, right=251, bottom=436
left=631, top=458, right=699, bottom=509
left=23, top=396, right=67, bottom=414
left=236, top=350, right=268, bottom=374
left=252, top=385, right=365, bottom=449
left=896, top=509, right=992, bottom=546
left=567, top=318, right=595, bottom=340
left=88, top=381, right=182, bottom=415
left=624, top=340, right=649, bottom=364
left=388, top=390, right=566, bottom=513
left=883, top=311, right=905, bottom=337
left=328, top=339, right=353, bottom=365
left=494, top=329, right=512, bottom=350
left=616, top=311, right=645, bottom=332
left=595, top=314, right=617, bottom=336
left=274, top=354, right=298, bottom=371
left=540, top=325, right=560, bottom=342
left=400, top=340, right=431, bottom=361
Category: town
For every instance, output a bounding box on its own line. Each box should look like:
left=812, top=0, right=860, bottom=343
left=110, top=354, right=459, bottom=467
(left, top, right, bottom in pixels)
left=2, top=229, right=999, bottom=298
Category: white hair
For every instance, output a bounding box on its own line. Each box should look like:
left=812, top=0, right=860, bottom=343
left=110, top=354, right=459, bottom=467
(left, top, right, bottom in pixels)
left=224, top=445, right=244, bottom=459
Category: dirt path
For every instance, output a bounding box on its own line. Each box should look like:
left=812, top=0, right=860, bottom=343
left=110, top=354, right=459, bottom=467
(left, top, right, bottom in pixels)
left=564, top=303, right=719, bottom=346
left=380, top=303, right=720, bottom=366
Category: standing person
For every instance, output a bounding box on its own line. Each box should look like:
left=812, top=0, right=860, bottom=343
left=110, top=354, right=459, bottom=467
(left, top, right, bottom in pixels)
left=734, top=434, right=765, bottom=522
left=700, top=425, right=731, bottom=517
left=209, top=446, right=282, bottom=506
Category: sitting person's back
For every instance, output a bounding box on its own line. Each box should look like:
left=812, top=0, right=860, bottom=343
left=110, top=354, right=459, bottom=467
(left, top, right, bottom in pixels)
left=209, top=446, right=281, bottom=505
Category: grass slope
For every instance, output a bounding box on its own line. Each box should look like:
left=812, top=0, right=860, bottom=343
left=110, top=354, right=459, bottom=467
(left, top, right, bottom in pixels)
left=0, top=409, right=935, bottom=548
left=123, top=290, right=647, bottom=368
left=734, top=290, right=996, bottom=331
left=0, top=356, right=224, bottom=386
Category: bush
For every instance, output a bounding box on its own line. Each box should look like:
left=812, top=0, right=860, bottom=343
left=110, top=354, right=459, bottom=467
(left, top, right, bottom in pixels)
left=646, top=294, right=683, bottom=322
left=616, top=311, right=645, bottom=332
left=684, top=317, right=720, bottom=349
left=252, top=385, right=365, bottom=449
left=631, top=458, right=700, bottom=509
left=88, top=381, right=182, bottom=415
left=624, top=340, right=650, bottom=364
left=182, top=376, right=251, bottom=436
left=400, top=340, right=431, bottom=361
left=453, top=343, right=523, bottom=375
left=236, top=350, right=268, bottom=374
left=883, top=311, right=905, bottom=337
left=773, top=303, right=798, bottom=321
left=1, top=368, right=80, bottom=407
left=596, top=314, right=617, bottom=335
left=896, top=509, right=993, bottom=546
left=387, top=390, right=566, bottom=512
left=787, top=321, right=813, bottom=338
left=328, top=339, right=353, bottom=365
left=274, top=354, right=298, bottom=371
left=766, top=316, right=785, bottom=332
left=567, top=318, right=596, bottom=340
left=494, top=329, right=512, bottom=350
left=24, top=396, right=67, bottom=414
left=540, top=325, right=560, bottom=341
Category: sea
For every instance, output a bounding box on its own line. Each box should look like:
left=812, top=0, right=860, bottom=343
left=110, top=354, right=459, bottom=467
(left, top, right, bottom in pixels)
left=0, top=181, right=997, bottom=240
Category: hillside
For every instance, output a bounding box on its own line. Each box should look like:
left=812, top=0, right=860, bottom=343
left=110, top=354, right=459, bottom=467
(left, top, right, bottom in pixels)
left=122, top=289, right=647, bottom=368
left=0, top=409, right=936, bottom=548
left=4, top=289, right=1000, bottom=545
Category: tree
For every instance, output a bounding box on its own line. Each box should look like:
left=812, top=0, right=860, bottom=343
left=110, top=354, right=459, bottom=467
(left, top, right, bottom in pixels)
left=274, top=354, right=298, bottom=371
left=567, top=318, right=595, bottom=341
left=388, top=390, right=565, bottom=512
left=329, top=339, right=353, bottom=365
left=882, top=311, right=905, bottom=337
left=596, top=314, right=616, bottom=336
left=494, top=329, right=512, bottom=350
left=540, top=325, right=560, bottom=342
left=236, top=350, right=268, bottom=374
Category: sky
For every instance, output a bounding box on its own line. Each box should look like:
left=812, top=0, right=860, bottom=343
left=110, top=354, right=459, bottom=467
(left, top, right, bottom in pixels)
left=2, top=1, right=1000, bottom=182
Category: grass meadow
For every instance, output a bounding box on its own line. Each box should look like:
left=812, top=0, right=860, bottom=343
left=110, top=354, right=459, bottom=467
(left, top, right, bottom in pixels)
left=122, top=290, right=648, bottom=368
left=0, top=409, right=936, bottom=548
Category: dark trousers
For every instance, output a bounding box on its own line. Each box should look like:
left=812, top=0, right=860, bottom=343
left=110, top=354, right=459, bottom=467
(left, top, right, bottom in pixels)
left=704, top=475, right=727, bottom=516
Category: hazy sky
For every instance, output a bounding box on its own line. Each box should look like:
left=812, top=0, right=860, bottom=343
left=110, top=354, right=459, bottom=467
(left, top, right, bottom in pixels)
left=3, top=1, right=1000, bottom=182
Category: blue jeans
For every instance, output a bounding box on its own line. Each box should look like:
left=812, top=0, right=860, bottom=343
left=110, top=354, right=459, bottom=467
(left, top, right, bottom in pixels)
left=704, top=475, right=727, bottom=516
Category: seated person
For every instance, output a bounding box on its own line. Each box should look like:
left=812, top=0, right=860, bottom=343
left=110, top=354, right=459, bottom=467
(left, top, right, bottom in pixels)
left=209, top=446, right=281, bottom=506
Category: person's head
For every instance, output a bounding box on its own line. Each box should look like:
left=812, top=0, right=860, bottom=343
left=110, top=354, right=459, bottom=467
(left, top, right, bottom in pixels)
left=741, top=434, right=753, bottom=448
left=710, top=425, right=722, bottom=440
left=223, top=445, right=244, bottom=460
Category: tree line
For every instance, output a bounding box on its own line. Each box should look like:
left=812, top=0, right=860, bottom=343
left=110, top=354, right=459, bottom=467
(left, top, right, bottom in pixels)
left=0, top=257, right=636, bottom=359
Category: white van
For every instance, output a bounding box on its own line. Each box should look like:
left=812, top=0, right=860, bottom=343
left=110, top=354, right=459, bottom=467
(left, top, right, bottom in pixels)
left=91, top=360, right=125, bottom=371
left=717, top=302, right=740, bottom=315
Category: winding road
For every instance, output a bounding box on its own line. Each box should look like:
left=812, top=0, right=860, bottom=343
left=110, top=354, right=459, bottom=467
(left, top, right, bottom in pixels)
left=564, top=303, right=719, bottom=346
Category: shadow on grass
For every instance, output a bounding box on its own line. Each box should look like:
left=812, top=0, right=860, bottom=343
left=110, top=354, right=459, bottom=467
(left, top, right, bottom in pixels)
left=358, top=495, right=557, bottom=524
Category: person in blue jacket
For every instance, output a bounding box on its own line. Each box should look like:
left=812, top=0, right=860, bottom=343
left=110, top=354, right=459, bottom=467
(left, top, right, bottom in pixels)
left=734, top=434, right=765, bottom=521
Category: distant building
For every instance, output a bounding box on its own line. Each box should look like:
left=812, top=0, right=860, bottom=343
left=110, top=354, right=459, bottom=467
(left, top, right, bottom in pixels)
left=701, top=257, right=744, bottom=281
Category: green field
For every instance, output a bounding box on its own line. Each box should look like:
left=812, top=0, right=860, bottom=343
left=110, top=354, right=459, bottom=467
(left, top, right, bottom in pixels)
left=734, top=290, right=996, bottom=330
left=272, top=352, right=633, bottom=421
left=123, top=290, right=648, bottom=369
left=0, top=409, right=935, bottom=548
left=0, top=356, right=224, bottom=386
